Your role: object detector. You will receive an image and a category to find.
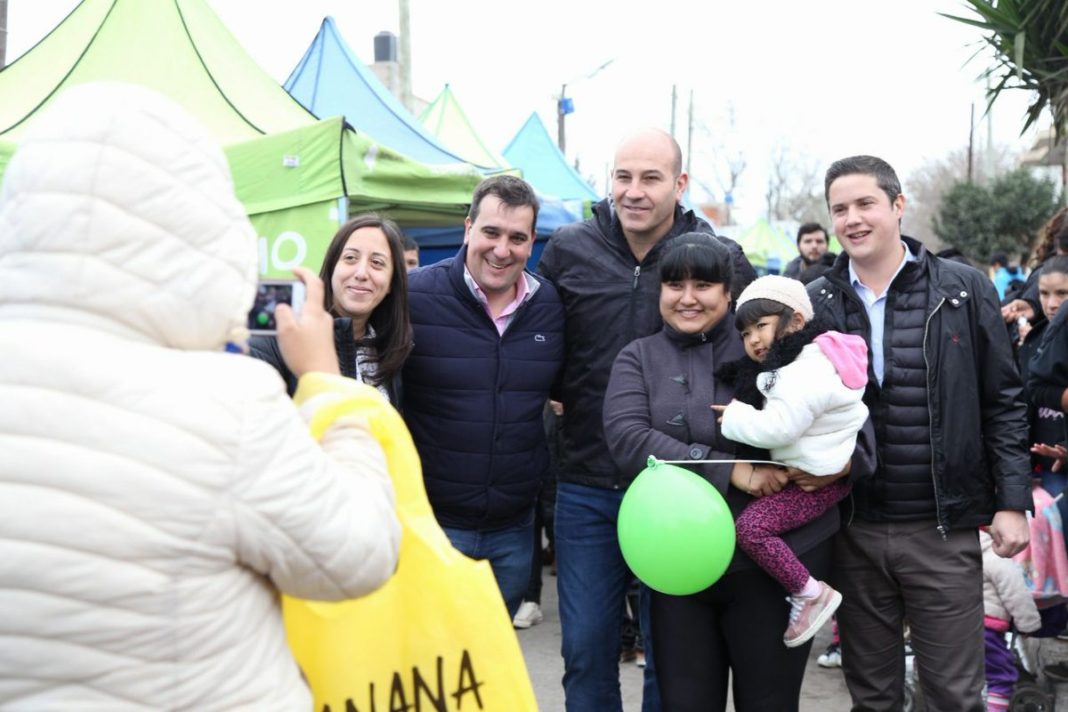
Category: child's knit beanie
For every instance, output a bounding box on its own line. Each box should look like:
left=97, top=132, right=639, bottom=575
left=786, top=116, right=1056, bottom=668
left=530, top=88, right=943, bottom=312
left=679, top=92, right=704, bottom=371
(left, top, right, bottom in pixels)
left=735, top=275, right=814, bottom=321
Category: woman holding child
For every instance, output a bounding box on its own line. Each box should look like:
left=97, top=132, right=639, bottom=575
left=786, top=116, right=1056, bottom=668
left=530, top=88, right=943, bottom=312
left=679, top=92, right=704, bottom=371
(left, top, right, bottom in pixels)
left=603, top=234, right=872, bottom=711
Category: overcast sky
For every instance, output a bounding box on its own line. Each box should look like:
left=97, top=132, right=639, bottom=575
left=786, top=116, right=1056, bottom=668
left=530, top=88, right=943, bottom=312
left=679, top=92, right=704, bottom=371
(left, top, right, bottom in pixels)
left=5, top=0, right=1045, bottom=224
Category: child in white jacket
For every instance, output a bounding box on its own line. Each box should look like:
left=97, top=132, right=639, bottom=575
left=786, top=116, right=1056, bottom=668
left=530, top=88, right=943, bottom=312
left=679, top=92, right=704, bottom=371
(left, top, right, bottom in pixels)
left=980, top=529, right=1041, bottom=711
left=713, top=275, right=869, bottom=647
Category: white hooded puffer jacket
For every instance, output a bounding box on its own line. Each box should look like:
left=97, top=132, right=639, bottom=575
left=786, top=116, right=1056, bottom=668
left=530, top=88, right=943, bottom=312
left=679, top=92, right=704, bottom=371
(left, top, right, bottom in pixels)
left=0, top=83, right=401, bottom=710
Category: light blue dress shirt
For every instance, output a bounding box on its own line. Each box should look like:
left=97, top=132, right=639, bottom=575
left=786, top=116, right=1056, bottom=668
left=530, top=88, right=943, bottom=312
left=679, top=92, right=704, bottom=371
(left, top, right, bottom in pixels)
left=847, top=243, right=918, bottom=385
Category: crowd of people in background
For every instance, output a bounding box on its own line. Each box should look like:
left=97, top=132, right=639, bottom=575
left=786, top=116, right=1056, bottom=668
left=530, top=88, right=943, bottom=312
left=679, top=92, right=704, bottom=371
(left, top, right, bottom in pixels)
left=4, top=81, right=1068, bottom=712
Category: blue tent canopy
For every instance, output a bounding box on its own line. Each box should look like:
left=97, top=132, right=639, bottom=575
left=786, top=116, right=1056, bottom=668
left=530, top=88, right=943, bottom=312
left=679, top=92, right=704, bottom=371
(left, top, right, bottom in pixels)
left=502, top=113, right=600, bottom=203
left=285, top=17, right=492, bottom=169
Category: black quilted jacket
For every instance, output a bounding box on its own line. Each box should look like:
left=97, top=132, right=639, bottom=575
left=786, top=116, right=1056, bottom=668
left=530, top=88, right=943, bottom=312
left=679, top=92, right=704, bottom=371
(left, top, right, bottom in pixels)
left=806, top=237, right=1033, bottom=532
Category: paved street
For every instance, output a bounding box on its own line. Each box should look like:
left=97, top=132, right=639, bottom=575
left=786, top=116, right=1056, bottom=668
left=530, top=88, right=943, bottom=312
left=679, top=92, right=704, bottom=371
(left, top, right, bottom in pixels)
left=516, top=569, right=852, bottom=710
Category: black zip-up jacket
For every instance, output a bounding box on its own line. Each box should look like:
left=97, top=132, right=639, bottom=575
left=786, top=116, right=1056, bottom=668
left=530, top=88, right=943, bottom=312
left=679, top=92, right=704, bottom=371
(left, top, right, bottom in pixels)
left=537, top=198, right=756, bottom=489
left=1028, top=303, right=1068, bottom=452
left=782, top=255, right=804, bottom=279
left=806, top=237, right=1032, bottom=532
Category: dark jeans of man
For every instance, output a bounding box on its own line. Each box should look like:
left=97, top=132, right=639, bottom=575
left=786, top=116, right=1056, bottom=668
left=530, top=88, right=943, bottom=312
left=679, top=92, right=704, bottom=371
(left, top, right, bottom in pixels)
left=555, top=482, right=661, bottom=712
left=522, top=478, right=557, bottom=605
left=443, top=508, right=534, bottom=620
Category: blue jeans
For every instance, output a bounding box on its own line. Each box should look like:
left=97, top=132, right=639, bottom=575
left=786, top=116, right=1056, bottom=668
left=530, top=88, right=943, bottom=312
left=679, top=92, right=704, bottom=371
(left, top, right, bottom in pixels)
left=555, top=482, right=661, bottom=712
left=442, top=509, right=534, bottom=619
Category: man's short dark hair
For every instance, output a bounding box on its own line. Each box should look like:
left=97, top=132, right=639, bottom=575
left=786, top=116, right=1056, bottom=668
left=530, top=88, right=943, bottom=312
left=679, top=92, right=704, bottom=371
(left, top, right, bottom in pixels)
left=796, top=222, right=827, bottom=245
left=824, top=155, right=902, bottom=206
left=468, top=175, right=540, bottom=233
left=401, top=232, right=419, bottom=252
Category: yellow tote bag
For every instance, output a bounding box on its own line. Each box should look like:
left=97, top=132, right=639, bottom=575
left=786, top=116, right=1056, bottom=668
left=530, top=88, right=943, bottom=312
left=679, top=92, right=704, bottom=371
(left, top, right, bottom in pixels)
left=284, top=376, right=539, bottom=712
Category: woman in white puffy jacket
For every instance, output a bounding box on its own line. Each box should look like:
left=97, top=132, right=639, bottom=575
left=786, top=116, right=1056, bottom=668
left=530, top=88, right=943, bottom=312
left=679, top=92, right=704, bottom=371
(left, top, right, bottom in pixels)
left=0, top=83, right=401, bottom=710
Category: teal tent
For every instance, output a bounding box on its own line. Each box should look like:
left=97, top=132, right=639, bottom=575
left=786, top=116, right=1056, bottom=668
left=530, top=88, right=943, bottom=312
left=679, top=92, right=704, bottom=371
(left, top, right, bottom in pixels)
left=502, top=113, right=600, bottom=206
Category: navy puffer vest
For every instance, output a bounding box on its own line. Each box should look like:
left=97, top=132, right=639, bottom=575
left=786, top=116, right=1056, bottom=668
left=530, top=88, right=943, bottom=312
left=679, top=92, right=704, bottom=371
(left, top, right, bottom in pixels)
left=403, top=248, right=565, bottom=530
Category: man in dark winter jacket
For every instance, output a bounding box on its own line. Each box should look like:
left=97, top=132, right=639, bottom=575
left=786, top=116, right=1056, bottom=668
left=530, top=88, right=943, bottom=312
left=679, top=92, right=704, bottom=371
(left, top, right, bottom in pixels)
left=537, top=127, right=755, bottom=712
left=783, top=221, right=832, bottom=279
left=809, top=155, right=1032, bottom=711
left=402, top=175, right=564, bottom=619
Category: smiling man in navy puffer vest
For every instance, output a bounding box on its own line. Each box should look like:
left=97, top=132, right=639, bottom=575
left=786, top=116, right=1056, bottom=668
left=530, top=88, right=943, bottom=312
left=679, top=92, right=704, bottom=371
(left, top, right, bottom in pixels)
left=402, top=175, right=564, bottom=618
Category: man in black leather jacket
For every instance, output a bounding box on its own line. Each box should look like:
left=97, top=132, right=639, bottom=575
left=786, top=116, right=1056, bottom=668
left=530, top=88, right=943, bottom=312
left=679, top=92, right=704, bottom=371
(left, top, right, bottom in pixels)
left=808, top=155, right=1032, bottom=711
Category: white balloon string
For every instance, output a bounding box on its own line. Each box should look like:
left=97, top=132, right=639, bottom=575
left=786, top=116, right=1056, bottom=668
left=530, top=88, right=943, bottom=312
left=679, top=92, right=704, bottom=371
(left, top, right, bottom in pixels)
left=649, top=457, right=788, bottom=468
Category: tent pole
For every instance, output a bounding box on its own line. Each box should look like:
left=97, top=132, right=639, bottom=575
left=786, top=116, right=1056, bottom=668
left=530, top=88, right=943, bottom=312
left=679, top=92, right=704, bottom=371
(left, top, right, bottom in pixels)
left=336, top=196, right=349, bottom=226
left=399, top=0, right=413, bottom=114
left=0, top=0, right=7, bottom=69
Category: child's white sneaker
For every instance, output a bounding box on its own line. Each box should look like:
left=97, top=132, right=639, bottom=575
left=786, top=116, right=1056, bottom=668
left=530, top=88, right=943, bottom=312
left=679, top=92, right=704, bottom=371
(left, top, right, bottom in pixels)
left=817, top=642, right=841, bottom=668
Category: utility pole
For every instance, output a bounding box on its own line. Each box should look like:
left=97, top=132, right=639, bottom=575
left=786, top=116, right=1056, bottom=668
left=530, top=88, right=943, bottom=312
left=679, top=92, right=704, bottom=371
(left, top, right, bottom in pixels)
left=984, top=75, right=994, bottom=184
left=398, top=0, right=412, bottom=114
left=0, top=0, right=8, bottom=69
left=686, top=89, right=694, bottom=176
left=556, top=59, right=613, bottom=156
left=557, top=83, right=568, bottom=154
left=967, top=103, right=974, bottom=183
left=670, top=85, right=677, bottom=137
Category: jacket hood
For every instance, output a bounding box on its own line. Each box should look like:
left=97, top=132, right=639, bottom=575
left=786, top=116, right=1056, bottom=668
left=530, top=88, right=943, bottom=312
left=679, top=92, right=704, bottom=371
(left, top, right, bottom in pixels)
left=814, top=331, right=869, bottom=389
left=0, top=82, right=257, bottom=350
left=978, top=529, right=994, bottom=553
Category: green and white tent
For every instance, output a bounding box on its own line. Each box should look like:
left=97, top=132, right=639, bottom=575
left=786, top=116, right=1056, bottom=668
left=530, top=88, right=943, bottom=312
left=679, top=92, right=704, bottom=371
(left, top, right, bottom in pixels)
left=0, top=0, right=482, bottom=277
left=419, top=84, right=511, bottom=171
left=736, top=218, right=800, bottom=274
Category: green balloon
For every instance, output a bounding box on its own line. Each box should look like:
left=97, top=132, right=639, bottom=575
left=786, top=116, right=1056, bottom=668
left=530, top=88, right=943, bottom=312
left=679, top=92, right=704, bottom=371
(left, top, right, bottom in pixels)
left=618, top=460, right=736, bottom=595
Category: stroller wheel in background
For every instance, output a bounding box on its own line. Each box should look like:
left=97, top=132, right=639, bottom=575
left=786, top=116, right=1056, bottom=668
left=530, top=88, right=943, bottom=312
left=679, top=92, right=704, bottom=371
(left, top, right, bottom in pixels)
left=903, top=680, right=928, bottom=712
left=1010, top=681, right=1053, bottom=711
left=903, top=637, right=926, bottom=712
